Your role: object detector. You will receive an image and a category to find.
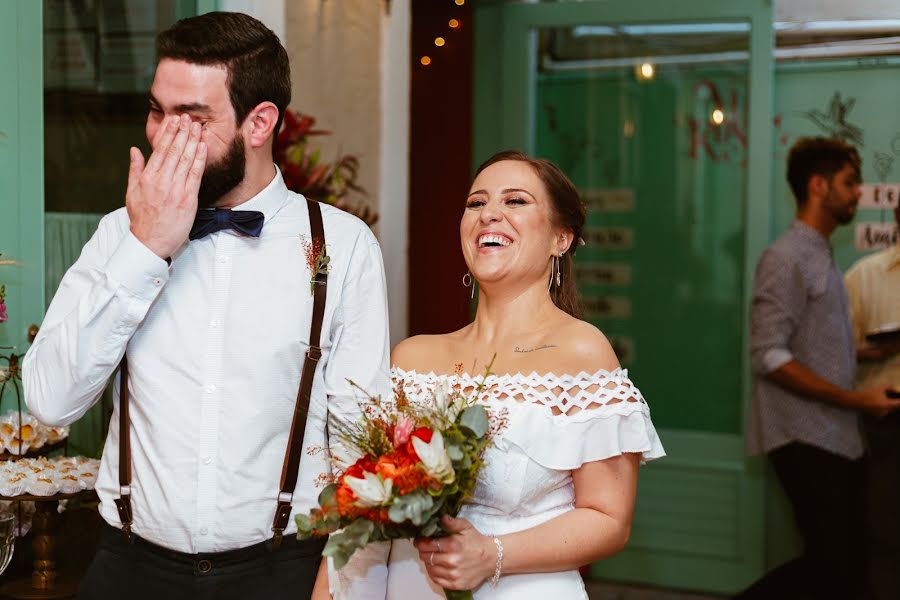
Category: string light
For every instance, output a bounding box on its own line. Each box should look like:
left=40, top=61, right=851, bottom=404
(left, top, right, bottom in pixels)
left=449, top=19, right=460, bottom=29
left=711, top=109, right=725, bottom=125
left=420, top=56, right=432, bottom=66
left=635, top=62, right=655, bottom=81
left=454, top=0, right=464, bottom=5
left=435, top=37, right=445, bottom=47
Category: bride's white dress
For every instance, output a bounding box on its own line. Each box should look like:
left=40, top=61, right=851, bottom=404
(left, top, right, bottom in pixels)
left=384, top=367, right=665, bottom=600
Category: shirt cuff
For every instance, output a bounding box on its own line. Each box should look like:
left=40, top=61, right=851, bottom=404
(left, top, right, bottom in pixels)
left=105, top=232, right=170, bottom=302
left=763, top=348, right=794, bottom=373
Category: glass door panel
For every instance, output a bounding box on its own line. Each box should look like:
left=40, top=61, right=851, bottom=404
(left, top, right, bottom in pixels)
left=534, top=23, right=750, bottom=434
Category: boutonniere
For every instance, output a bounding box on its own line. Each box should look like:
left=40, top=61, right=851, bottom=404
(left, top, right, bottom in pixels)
left=302, top=236, right=330, bottom=295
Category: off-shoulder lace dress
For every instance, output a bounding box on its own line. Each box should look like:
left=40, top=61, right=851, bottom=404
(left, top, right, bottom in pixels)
left=383, top=367, right=665, bottom=600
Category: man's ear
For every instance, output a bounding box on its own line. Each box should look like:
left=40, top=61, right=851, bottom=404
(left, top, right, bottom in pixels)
left=808, top=173, right=829, bottom=201
left=245, top=101, right=280, bottom=149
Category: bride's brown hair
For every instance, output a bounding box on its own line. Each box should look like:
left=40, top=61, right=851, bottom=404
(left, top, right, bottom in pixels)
left=472, top=151, right=586, bottom=318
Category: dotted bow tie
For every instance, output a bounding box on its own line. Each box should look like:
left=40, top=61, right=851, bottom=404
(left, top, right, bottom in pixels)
left=189, top=208, right=265, bottom=241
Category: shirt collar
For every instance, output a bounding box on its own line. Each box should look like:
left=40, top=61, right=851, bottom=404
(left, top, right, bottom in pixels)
left=790, top=220, right=833, bottom=255
left=886, top=244, right=900, bottom=269
left=226, top=165, right=290, bottom=225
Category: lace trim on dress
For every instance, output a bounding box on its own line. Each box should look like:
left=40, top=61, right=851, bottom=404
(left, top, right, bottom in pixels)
left=392, top=367, right=645, bottom=418
left=391, top=367, right=666, bottom=469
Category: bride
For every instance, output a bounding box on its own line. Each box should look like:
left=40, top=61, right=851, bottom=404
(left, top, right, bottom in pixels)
left=380, top=151, right=665, bottom=599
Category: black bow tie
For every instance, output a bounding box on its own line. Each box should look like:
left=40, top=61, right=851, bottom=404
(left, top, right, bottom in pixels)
left=189, top=209, right=265, bottom=241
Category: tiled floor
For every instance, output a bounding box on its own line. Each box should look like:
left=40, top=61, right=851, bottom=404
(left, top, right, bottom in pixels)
left=585, top=580, right=728, bottom=600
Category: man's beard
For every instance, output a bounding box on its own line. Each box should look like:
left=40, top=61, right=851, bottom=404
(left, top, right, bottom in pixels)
left=198, top=135, right=246, bottom=208
left=826, top=188, right=856, bottom=225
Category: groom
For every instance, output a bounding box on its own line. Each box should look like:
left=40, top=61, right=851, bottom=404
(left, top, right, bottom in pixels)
left=24, top=12, right=389, bottom=600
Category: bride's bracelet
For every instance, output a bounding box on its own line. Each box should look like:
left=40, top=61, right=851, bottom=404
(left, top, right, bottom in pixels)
left=490, top=536, right=504, bottom=586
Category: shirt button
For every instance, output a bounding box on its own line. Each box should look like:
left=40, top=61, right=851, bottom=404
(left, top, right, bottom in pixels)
left=152, top=278, right=162, bottom=286
left=209, top=319, right=220, bottom=328
left=200, top=527, right=208, bottom=535
left=218, top=256, right=229, bottom=264
left=204, top=384, right=216, bottom=394
left=203, top=457, right=212, bottom=465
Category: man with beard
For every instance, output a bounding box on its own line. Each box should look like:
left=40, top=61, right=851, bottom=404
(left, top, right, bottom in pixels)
left=23, top=12, right=388, bottom=600
left=738, top=137, right=900, bottom=600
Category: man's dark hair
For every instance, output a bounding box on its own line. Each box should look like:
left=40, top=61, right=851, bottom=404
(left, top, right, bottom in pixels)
left=786, top=137, right=860, bottom=206
left=157, top=12, right=291, bottom=140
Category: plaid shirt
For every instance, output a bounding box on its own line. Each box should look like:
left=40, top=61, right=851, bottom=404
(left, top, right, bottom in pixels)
left=746, top=221, right=862, bottom=459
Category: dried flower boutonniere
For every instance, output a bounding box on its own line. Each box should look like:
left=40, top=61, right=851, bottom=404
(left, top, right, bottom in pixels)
left=302, top=236, right=330, bottom=295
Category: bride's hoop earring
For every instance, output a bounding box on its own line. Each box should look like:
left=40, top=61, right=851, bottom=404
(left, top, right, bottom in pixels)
left=548, top=256, right=557, bottom=293
left=556, top=252, right=563, bottom=288
left=463, top=272, right=475, bottom=299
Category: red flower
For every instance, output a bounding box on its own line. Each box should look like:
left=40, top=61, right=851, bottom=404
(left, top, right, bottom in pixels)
left=406, top=428, right=434, bottom=461
left=375, top=451, right=429, bottom=495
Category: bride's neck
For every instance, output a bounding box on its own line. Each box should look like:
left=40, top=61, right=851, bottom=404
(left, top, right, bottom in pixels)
left=468, top=282, right=559, bottom=344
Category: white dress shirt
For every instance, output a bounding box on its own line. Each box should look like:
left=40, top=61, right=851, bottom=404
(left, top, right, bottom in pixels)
left=23, top=169, right=391, bottom=567
left=846, top=244, right=900, bottom=389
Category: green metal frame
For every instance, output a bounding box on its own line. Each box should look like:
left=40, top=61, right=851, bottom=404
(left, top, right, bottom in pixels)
left=0, top=1, right=44, bottom=357
left=474, top=0, right=774, bottom=592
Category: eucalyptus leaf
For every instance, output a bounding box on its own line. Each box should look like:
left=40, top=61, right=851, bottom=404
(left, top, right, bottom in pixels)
left=447, top=444, right=464, bottom=461
left=459, top=406, right=489, bottom=438
left=388, top=491, right=434, bottom=526
left=318, top=484, right=338, bottom=508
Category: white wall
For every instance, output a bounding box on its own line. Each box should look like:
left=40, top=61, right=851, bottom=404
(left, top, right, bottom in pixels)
left=776, top=0, right=900, bottom=21
left=216, top=0, right=410, bottom=345
left=379, top=0, right=411, bottom=345
left=218, top=0, right=285, bottom=42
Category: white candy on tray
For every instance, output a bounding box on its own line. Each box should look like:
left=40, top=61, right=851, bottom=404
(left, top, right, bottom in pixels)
left=0, top=412, right=69, bottom=455
left=0, top=456, right=100, bottom=497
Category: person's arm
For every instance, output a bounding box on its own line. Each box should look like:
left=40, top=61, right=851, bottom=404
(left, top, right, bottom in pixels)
left=767, top=360, right=900, bottom=416
left=749, top=249, right=899, bottom=415
left=23, top=114, right=204, bottom=426
left=415, top=453, right=639, bottom=590
left=322, top=225, right=391, bottom=599
left=311, top=559, right=331, bottom=600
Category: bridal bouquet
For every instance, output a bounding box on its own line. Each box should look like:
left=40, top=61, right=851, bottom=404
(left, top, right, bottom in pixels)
left=296, top=366, right=498, bottom=600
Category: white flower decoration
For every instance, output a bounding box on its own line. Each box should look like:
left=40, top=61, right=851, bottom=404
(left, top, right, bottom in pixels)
left=344, top=472, right=393, bottom=507
left=411, top=431, right=455, bottom=484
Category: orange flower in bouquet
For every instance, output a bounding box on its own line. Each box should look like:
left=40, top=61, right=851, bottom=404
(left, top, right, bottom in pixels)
left=274, top=109, right=378, bottom=225
left=296, top=363, right=501, bottom=600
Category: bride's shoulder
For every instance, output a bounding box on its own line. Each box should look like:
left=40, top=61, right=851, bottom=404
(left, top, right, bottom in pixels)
left=391, top=333, right=455, bottom=372
left=554, top=317, right=621, bottom=374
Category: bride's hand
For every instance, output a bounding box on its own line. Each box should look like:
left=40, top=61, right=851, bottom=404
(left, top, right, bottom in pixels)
left=414, top=515, right=497, bottom=591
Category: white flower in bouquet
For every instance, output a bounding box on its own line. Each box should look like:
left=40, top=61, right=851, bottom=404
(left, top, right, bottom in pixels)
left=412, top=431, right=455, bottom=484
left=433, top=379, right=463, bottom=422
left=330, top=441, right=364, bottom=471
left=344, top=472, right=393, bottom=507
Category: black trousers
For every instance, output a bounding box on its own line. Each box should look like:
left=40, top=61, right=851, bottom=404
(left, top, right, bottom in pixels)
left=75, top=523, right=327, bottom=600
left=862, top=413, right=900, bottom=600
left=734, top=442, right=866, bottom=600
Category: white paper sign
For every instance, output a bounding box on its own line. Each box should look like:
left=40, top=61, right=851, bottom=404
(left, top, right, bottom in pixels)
left=860, top=184, right=900, bottom=209
left=575, top=263, right=632, bottom=286
left=855, top=222, right=900, bottom=250
left=583, top=227, right=634, bottom=250
left=582, top=296, right=631, bottom=320
left=582, top=189, right=635, bottom=213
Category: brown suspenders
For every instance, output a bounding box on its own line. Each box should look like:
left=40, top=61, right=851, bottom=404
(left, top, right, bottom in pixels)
left=114, top=198, right=328, bottom=549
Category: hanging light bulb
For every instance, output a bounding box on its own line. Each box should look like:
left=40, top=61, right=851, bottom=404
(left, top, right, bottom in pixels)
left=711, top=108, right=725, bottom=125
left=634, top=62, right=655, bottom=81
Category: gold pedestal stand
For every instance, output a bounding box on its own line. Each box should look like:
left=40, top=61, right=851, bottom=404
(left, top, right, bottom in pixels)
left=0, top=492, right=95, bottom=599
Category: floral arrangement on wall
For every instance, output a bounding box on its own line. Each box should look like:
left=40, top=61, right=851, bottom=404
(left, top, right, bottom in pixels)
left=274, top=109, right=378, bottom=226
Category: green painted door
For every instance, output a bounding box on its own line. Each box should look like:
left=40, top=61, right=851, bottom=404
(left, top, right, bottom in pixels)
left=1, top=0, right=217, bottom=447
left=0, top=1, right=44, bottom=402
left=474, top=0, right=774, bottom=593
